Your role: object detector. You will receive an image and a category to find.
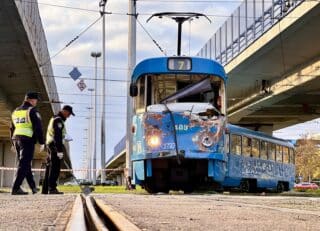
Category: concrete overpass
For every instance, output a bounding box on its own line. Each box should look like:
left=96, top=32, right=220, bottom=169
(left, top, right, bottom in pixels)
left=198, top=0, right=320, bottom=133
left=0, top=0, right=62, bottom=187
left=105, top=136, right=126, bottom=185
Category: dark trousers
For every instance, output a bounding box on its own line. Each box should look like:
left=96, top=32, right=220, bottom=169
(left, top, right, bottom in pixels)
left=42, top=144, right=61, bottom=193
left=12, top=139, right=36, bottom=191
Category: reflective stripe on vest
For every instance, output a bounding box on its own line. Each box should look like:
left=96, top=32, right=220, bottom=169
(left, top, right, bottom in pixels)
left=12, top=107, right=33, bottom=138
left=46, top=117, right=66, bottom=145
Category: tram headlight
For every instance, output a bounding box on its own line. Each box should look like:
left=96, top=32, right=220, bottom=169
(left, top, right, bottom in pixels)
left=147, top=134, right=161, bottom=148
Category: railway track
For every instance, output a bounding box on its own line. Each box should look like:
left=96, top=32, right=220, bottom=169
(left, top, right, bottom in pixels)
left=66, top=195, right=141, bottom=231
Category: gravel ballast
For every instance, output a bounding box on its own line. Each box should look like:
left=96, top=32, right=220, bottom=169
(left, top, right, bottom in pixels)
left=0, top=194, right=76, bottom=231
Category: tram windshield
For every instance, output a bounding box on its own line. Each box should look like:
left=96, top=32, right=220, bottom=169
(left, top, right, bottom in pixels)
left=134, top=74, right=226, bottom=114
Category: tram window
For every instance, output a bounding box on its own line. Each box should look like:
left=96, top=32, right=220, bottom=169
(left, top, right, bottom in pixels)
left=136, top=76, right=146, bottom=113
left=231, top=134, right=241, bottom=155
left=276, top=145, right=283, bottom=162
left=283, top=147, right=289, bottom=163
left=146, top=77, right=152, bottom=106
left=251, top=138, right=260, bottom=158
left=268, top=143, right=276, bottom=161
left=289, top=148, right=295, bottom=164
left=242, top=136, right=251, bottom=157
left=260, top=141, right=268, bottom=160
left=225, top=134, right=230, bottom=154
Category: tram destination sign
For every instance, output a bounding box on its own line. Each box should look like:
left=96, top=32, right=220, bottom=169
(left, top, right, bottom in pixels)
left=168, top=58, right=191, bottom=71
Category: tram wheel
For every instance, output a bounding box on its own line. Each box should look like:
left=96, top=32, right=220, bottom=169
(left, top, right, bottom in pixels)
left=240, top=180, right=250, bottom=193
left=277, top=182, right=284, bottom=193
left=144, top=182, right=157, bottom=194
left=183, top=185, right=194, bottom=194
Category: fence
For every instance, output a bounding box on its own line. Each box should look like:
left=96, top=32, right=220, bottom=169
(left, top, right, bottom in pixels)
left=197, top=0, right=304, bottom=66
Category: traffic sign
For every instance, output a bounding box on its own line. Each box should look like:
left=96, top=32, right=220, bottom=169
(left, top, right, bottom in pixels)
left=77, top=79, right=87, bottom=91
left=69, top=67, right=82, bottom=81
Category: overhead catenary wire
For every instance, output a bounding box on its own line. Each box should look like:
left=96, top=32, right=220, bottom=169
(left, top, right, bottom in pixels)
left=39, top=16, right=103, bottom=67
left=16, top=0, right=312, bottom=20
left=43, top=75, right=128, bottom=82
left=52, top=63, right=129, bottom=71
left=136, top=18, right=167, bottom=56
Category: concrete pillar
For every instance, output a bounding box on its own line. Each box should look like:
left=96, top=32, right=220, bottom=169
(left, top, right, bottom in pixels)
left=2, top=141, right=16, bottom=187
left=32, top=159, right=44, bottom=187
left=0, top=141, right=45, bottom=188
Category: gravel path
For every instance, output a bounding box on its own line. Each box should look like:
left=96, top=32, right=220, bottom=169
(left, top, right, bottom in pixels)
left=0, top=193, right=76, bottom=231
left=96, top=194, right=320, bottom=231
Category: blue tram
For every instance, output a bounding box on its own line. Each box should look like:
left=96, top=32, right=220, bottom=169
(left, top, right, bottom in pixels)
left=129, top=56, right=294, bottom=193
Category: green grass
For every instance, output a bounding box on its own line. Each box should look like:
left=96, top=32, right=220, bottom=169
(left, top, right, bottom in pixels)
left=57, top=185, right=147, bottom=194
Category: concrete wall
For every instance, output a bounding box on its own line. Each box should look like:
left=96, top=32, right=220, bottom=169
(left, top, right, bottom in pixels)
left=14, top=0, right=60, bottom=113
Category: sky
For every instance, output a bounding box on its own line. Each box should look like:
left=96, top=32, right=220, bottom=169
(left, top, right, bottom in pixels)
left=37, top=0, right=320, bottom=178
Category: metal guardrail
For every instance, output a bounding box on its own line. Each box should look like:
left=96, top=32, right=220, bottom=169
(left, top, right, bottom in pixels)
left=111, top=136, right=126, bottom=160
left=197, top=0, right=304, bottom=66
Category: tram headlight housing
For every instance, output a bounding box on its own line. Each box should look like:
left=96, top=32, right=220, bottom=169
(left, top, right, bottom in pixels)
left=147, top=134, right=161, bottom=148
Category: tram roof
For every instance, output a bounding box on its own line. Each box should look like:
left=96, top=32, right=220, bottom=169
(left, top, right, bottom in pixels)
left=228, top=124, right=295, bottom=148
left=131, top=57, right=227, bottom=83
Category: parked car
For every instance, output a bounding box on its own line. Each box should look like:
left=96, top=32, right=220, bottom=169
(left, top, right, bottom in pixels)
left=63, top=180, right=79, bottom=186
left=102, top=180, right=118, bottom=186
left=294, top=182, right=319, bottom=191
left=78, top=179, right=93, bottom=185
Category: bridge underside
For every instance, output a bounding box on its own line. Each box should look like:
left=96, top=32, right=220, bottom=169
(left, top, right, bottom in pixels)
left=0, top=0, right=53, bottom=140
left=225, top=2, right=320, bottom=131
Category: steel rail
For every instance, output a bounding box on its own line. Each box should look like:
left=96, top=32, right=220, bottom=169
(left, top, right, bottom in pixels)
left=66, top=195, right=141, bottom=231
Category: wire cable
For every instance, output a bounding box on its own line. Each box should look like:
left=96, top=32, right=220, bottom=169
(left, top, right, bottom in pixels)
left=136, top=18, right=167, bottom=56
left=40, top=16, right=103, bottom=67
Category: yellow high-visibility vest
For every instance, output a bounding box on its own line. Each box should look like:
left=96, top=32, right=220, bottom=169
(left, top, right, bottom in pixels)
left=12, top=107, right=33, bottom=138
left=46, top=117, right=66, bottom=145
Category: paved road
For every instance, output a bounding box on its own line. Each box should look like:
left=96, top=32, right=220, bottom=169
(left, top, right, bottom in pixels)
left=0, top=194, right=76, bottom=231
left=95, top=194, right=320, bottom=231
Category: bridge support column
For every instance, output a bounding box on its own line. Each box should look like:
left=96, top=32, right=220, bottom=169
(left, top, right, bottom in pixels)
left=0, top=141, right=16, bottom=188
left=0, top=141, right=45, bottom=188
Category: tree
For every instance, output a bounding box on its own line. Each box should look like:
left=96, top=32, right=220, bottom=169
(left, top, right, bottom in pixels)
left=295, top=135, right=320, bottom=182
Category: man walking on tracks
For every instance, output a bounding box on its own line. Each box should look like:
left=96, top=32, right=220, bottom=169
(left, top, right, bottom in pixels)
left=11, top=92, right=45, bottom=195
left=42, top=105, right=75, bottom=194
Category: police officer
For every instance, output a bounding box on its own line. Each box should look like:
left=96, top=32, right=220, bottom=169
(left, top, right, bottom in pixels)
left=11, top=92, right=45, bottom=195
left=42, top=105, right=74, bottom=194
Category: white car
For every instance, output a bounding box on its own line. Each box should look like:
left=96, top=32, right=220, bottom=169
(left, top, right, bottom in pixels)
left=63, top=180, right=79, bottom=186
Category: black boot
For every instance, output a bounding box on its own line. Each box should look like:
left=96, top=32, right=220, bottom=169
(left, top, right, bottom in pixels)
left=32, top=188, right=39, bottom=194
left=12, top=188, right=28, bottom=195
left=48, top=188, right=63, bottom=194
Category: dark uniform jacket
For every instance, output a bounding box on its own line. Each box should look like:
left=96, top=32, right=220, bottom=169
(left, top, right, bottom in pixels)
left=49, top=112, right=66, bottom=153
left=10, top=101, right=45, bottom=145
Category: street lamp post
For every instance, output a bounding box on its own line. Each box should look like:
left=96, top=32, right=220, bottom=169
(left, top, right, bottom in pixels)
left=90, top=52, right=101, bottom=185
left=87, top=88, right=94, bottom=182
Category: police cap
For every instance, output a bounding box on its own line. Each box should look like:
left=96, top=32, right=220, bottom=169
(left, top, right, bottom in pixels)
left=25, top=92, right=40, bottom=100
left=62, top=105, right=75, bottom=116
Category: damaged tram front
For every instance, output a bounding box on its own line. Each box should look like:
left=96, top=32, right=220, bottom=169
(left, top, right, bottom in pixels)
left=129, top=57, right=228, bottom=193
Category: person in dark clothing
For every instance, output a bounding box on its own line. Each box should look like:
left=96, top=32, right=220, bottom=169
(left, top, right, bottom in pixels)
left=11, top=92, right=45, bottom=195
left=42, top=105, right=75, bottom=194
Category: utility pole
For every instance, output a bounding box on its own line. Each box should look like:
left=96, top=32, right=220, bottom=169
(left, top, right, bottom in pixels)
left=87, top=88, right=94, bottom=182
left=91, top=52, right=101, bottom=185
left=126, top=0, right=136, bottom=187
left=99, top=0, right=107, bottom=182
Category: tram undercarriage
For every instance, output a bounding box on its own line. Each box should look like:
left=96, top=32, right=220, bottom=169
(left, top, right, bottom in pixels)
left=141, top=159, right=218, bottom=193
